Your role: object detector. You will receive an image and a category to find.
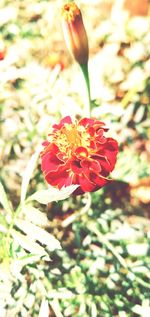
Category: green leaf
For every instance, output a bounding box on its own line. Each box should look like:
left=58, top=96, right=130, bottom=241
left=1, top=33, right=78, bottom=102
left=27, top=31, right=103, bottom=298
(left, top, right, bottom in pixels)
left=11, top=229, right=49, bottom=259
left=28, top=184, right=79, bottom=204
left=50, top=299, right=64, bottom=317
left=15, top=219, right=61, bottom=251
left=0, top=182, right=13, bottom=214
left=0, top=213, right=8, bottom=228
left=134, top=105, right=145, bottom=123
left=21, top=206, right=49, bottom=227
left=39, top=299, right=49, bottom=317
left=13, top=254, right=48, bottom=268
left=20, top=146, right=42, bottom=203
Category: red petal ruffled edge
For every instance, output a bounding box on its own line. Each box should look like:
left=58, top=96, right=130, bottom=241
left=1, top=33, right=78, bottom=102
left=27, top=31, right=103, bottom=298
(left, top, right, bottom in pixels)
left=71, top=173, right=96, bottom=195
left=79, top=117, right=106, bottom=129
left=52, top=116, right=72, bottom=131
left=97, top=138, right=118, bottom=171
left=79, top=117, right=95, bottom=127
left=45, top=165, right=73, bottom=189
left=41, top=151, right=64, bottom=174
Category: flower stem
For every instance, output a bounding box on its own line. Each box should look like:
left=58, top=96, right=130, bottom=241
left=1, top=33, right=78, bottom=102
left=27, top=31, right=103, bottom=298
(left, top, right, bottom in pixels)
left=6, top=203, right=23, bottom=242
left=62, top=193, right=91, bottom=227
left=80, top=63, right=91, bottom=117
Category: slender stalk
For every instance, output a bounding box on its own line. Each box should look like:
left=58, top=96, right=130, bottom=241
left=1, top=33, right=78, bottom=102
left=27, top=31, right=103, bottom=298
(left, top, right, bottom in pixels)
left=62, top=193, right=91, bottom=227
left=80, top=63, right=91, bottom=117
left=6, top=203, right=23, bottom=242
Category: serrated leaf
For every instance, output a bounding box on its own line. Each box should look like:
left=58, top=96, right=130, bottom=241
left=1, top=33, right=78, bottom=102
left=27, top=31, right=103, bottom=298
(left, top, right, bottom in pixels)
left=15, top=219, right=61, bottom=251
left=22, top=206, right=49, bottom=227
left=121, top=103, right=135, bottom=126
left=12, top=254, right=50, bottom=270
left=28, top=184, right=79, bottom=204
left=134, top=105, right=145, bottom=123
left=50, top=299, right=63, bottom=317
left=0, top=182, right=13, bottom=214
left=20, top=146, right=42, bottom=203
left=11, top=229, right=49, bottom=258
left=39, top=299, right=49, bottom=317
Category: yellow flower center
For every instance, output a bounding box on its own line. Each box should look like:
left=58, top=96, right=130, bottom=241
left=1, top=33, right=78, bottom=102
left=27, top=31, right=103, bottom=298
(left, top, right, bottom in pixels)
left=51, top=123, right=90, bottom=158
left=62, top=3, right=80, bottom=22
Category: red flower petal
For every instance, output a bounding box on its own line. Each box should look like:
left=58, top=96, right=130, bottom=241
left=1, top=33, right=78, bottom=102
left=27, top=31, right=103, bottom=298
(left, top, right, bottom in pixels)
left=75, top=147, right=88, bottom=158
left=45, top=167, right=72, bottom=189
left=90, top=172, right=109, bottom=187
left=78, top=173, right=97, bottom=192
left=41, top=151, right=63, bottom=174
left=79, top=117, right=95, bottom=127
left=98, top=157, right=112, bottom=176
left=53, top=116, right=72, bottom=131
left=42, top=140, right=50, bottom=147
left=71, top=159, right=82, bottom=174
left=98, top=139, right=118, bottom=170
left=81, top=159, right=101, bottom=173
left=96, top=129, right=106, bottom=144
left=88, top=127, right=95, bottom=136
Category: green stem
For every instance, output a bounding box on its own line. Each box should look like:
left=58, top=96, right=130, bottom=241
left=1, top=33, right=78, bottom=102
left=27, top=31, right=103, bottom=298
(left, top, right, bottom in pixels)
left=80, top=63, right=91, bottom=117
left=62, top=193, right=91, bottom=227
left=6, top=203, right=23, bottom=242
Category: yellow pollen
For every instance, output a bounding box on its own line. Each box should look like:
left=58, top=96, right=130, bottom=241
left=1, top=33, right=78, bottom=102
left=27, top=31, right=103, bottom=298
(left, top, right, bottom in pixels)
left=52, top=123, right=90, bottom=158
left=62, top=125, right=80, bottom=144
left=62, top=3, right=80, bottom=22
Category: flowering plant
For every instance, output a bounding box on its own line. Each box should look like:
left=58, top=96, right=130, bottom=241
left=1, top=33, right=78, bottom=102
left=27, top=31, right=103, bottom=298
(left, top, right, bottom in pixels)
left=41, top=116, right=118, bottom=195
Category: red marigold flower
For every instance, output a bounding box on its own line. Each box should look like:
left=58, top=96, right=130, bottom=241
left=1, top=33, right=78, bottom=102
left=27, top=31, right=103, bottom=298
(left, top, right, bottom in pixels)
left=40, top=116, right=118, bottom=195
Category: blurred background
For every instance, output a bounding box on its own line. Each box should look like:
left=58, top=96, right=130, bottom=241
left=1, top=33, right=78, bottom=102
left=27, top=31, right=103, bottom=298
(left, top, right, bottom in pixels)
left=0, top=0, right=150, bottom=316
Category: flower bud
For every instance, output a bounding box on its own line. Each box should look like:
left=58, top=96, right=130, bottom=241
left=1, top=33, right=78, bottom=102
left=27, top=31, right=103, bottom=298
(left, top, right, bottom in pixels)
left=61, top=2, right=89, bottom=65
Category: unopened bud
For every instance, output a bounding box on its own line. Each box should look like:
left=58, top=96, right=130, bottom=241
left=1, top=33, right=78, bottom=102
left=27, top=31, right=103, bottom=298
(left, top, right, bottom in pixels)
left=61, top=2, right=89, bottom=65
